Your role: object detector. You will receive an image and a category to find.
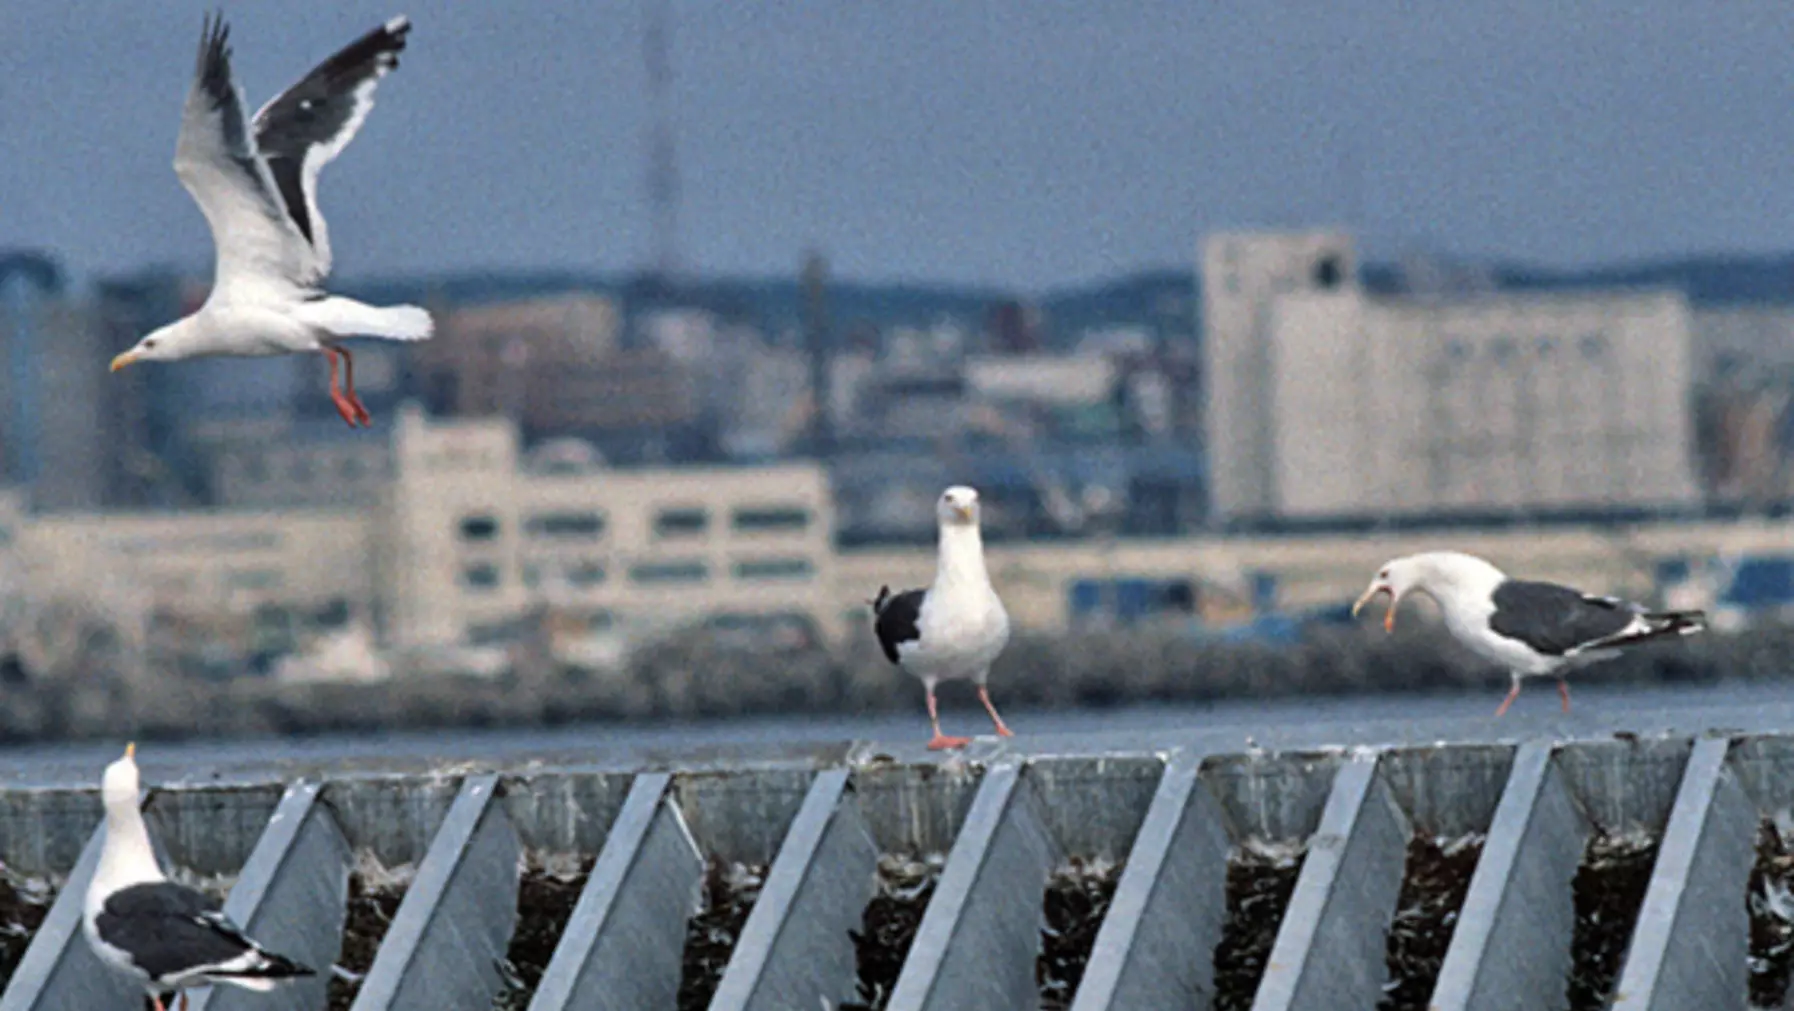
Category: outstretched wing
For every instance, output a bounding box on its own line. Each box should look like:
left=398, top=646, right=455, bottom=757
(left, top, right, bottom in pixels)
left=173, top=14, right=321, bottom=296
left=251, top=16, right=412, bottom=280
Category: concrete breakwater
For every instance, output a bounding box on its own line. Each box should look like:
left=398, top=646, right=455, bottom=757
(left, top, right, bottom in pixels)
left=1, top=731, right=1790, bottom=1010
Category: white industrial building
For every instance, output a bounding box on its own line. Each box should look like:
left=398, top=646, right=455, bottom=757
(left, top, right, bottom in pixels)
left=378, top=405, right=836, bottom=649
left=1201, top=230, right=1702, bottom=523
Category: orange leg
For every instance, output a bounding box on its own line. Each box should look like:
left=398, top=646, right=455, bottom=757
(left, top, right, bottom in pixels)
left=322, top=347, right=360, bottom=427
left=339, top=346, right=372, bottom=426
left=1558, top=678, right=1572, bottom=713
left=925, top=684, right=970, bottom=751
left=977, top=685, right=1014, bottom=737
left=1493, top=678, right=1523, bottom=718
left=177, top=992, right=189, bottom=1011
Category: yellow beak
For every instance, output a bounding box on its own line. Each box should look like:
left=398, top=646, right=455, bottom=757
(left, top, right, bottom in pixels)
left=954, top=505, right=973, bottom=522
left=125, top=741, right=136, bottom=759
left=110, top=351, right=140, bottom=373
left=1353, top=585, right=1399, bottom=633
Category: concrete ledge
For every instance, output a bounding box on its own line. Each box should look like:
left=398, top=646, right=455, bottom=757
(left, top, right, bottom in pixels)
left=1070, top=749, right=1231, bottom=1011
left=886, top=762, right=1065, bottom=1011
left=1612, top=735, right=1756, bottom=1011
left=0, top=821, right=140, bottom=1010
left=706, top=767, right=877, bottom=1011
left=350, top=773, right=520, bottom=1011
left=192, top=781, right=352, bottom=1011
left=1429, top=741, right=1591, bottom=1011
left=1252, top=750, right=1411, bottom=1011
left=526, top=771, right=704, bottom=1011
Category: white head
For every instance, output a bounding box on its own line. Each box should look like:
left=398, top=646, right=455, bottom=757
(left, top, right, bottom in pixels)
left=1352, top=551, right=1506, bottom=632
left=937, top=485, right=982, bottom=529
left=91, top=741, right=163, bottom=901
left=101, top=741, right=142, bottom=816
left=109, top=322, right=194, bottom=372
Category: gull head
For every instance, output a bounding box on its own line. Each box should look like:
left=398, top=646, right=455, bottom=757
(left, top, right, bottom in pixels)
left=937, top=485, right=981, bottom=528
left=101, top=742, right=140, bottom=812
left=1354, top=551, right=1502, bottom=633
left=1354, top=561, right=1408, bottom=633
left=110, top=324, right=185, bottom=372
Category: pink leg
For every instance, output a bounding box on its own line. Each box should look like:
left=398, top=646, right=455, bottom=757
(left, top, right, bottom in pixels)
left=925, top=685, right=970, bottom=751
left=322, top=348, right=360, bottom=427
left=340, top=346, right=372, bottom=426
left=1558, top=679, right=1572, bottom=714
left=977, top=685, right=1014, bottom=737
left=1493, top=679, right=1523, bottom=718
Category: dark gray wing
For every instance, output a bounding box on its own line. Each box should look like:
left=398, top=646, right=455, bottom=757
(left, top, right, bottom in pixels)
left=873, top=586, right=925, bottom=665
left=251, top=16, right=411, bottom=273
left=1487, top=580, right=1639, bottom=656
left=95, top=882, right=254, bottom=983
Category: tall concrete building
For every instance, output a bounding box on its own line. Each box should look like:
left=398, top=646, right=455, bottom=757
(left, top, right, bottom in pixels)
left=1201, top=230, right=1701, bottom=524
left=1200, top=230, right=1356, bottom=525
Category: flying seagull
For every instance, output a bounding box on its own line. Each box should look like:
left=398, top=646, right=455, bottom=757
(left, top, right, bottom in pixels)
left=109, top=13, right=431, bottom=427
left=83, top=744, right=314, bottom=1011
left=871, top=486, right=1015, bottom=750
left=1353, top=550, right=1707, bottom=717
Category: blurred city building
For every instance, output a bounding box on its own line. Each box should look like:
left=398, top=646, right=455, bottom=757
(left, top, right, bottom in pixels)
left=1203, top=230, right=1702, bottom=526
left=379, top=403, right=836, bottom=649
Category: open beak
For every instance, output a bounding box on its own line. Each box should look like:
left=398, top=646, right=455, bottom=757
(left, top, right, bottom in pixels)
left=1353, top=584, right=1400, bottom=633
left=109, top=351, right=140, bottom=373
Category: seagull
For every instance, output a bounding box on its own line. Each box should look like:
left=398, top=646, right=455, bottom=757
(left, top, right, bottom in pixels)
left=108, top=13, right=432, bottom=428
left=871, top=486, right=1014, bottom=751
left=1352, top=550, right=1707, bottom=717
left=83, top=743, right=314, bottom=1011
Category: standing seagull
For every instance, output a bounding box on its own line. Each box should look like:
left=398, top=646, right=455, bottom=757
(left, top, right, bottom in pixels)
left=872, top=486, right=1015, bottom=750
left=1353, top=550, right=1707, bottom=717
left=84, top=743, right=313, bottom=1011
left=108, top=14, right=432, bottom=427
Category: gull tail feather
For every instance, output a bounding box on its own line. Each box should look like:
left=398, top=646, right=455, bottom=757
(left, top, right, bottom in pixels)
left=294, top=295, right=433, bottom=342
left=1592, top=609, right=1708, bottom=652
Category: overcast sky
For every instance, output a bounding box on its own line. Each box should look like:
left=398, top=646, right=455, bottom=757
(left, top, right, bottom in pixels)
left=4, top=1, right=1794, bottom=291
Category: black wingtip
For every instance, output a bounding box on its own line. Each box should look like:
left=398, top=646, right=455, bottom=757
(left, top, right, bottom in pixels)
left=870, top=585, right=892, bottom=613
left=196, top=10, right=232, bottom=91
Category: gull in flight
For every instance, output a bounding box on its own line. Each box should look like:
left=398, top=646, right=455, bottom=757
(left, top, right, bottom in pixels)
left=109, top=13, right=432, bottom=427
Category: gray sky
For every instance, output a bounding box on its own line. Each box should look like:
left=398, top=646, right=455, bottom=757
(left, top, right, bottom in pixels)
left=4, top=1, right=1794, bottom=290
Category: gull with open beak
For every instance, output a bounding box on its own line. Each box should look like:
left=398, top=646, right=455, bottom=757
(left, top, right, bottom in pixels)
left=1353, top=566, right=1402, bottom=633
left=1351, top=551, right=1707, bottom=716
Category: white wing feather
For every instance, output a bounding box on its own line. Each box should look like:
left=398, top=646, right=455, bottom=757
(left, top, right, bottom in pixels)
left=173, top=16, right=322, bottom=299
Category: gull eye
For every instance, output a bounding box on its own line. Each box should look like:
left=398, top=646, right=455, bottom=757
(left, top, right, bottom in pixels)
left=144, top=339, right=157, bottom=349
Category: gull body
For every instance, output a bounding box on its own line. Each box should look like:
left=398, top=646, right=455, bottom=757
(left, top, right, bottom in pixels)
left=83, top=744, right=313, bottom=1011
left=1353, top=550, right=1706, bottom=716
left=110, top=14, right=431, bottom=427
left=872, top=486, right=1014, bottom=750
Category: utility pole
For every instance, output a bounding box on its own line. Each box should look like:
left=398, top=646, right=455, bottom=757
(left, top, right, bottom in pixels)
left=643, top=0, right=680, bottom=293
left=803, top=252, right=832, bottom=458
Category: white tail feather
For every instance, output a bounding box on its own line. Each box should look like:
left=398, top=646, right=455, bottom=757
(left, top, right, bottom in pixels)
left=294, top=296, right=433, bottom=342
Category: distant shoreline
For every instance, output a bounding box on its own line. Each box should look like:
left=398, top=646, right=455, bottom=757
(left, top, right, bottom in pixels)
left=0, top=623, right=1774, bottom=748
